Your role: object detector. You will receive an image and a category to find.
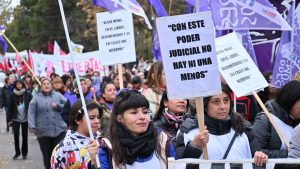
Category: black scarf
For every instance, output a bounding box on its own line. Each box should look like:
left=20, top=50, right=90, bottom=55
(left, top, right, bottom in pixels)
left=117, top=122, right=156, bottom=165
left=205, top=114, right=232, bottom=135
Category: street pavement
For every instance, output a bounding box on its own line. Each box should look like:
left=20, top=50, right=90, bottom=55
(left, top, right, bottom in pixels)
left=0, top=109, right=44, bottom=169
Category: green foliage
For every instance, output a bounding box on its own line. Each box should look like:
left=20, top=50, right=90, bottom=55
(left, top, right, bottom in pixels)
left=6, top=0, right=88, bottom=53
left=5, top=0, right=187, bottom=60
left=0, top=0, right=13, bottom=26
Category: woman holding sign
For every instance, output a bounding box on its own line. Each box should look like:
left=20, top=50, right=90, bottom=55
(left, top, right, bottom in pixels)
left=88, top=89, right=176, bottom=169
left=176, top=84, right=268, bottom=168
left=253, top=80, right=300, bottom=158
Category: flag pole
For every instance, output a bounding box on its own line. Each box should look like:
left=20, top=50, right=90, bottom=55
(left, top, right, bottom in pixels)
left=168, top=0, right=173, bottom=16
left=1, top=34, right=41, bottom=86
left=118, top=64, right=124, bottom=89
left=57, top=0, right=100, bottom=167
left=289, top=0, right=295, bottom=80
left=195, top=0, right=208, bottom=160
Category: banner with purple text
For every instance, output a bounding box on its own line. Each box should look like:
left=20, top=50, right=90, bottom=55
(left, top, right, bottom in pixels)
left=210, top=0, right=292, bottom=30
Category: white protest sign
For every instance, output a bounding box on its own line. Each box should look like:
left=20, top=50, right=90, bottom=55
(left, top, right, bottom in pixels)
left=31, top=51, right=106, bottom=78
left=156, top=12, right=221, bottom=99
left=216, top=32, right=268, bottom=97
left=97, top=10, right=136, bottom=65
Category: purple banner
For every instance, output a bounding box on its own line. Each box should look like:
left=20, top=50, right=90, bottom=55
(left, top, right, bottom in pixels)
left=148, top=0, right=167, bottom=61
left=148, top=0, right=167, bottom=17
left=236, top=30, right=258, bottom=65
left=210, top=0, right=291, bottom=30
left=271, top=3, right=300, bottom=88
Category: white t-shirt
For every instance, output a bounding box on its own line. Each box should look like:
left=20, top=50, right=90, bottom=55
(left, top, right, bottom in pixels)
left=184, top=128, right=252, bottom=160
left=126, top=152, right=162, bottom=169
left=270, top=114, right=293, bottom=150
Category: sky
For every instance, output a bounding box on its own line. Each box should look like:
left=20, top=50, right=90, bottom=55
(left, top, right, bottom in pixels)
left=10, top=0, right=20, bottom=7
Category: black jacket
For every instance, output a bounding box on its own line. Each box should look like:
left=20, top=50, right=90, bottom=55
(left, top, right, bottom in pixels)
left=252, top=100, right=298, bottom=158
left=0, top=86, right=12, bottom=108
left=7, top=90, right=32, bottom=122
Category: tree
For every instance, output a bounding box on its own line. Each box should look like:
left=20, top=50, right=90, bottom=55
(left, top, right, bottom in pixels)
left=0, top=0, right=13, bottom=26
left=6, top=0, right=89, bottom=52
left=5, top=0, right=187, bottom=59
left=77, top=0, right=187, bottom=60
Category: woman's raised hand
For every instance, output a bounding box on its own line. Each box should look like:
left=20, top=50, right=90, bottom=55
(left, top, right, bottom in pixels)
left=191, top=126, right=209, bottom=149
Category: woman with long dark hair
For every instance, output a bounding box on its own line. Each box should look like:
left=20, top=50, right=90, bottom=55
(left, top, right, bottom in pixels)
left=176, top=84, right=268, bottom=168
left=89, top=90, right=176, bottom=169
left=8, top=79, right=32, bottom=159
left=253, top=80, right=300, bottom=158
left=51, top=99, right=103, bottom=169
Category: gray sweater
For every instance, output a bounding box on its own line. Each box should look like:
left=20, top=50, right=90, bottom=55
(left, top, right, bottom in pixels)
left=289, top=124, right=300, bottom=158
left=28, top=91, right=67, bottom=138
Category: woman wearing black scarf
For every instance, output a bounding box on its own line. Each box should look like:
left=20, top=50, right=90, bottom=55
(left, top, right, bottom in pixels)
left=7, top=79, right=32, bottom=160
left=88, top=89, right=176, bottom=169
left=176, top=84, right=268, bottom=169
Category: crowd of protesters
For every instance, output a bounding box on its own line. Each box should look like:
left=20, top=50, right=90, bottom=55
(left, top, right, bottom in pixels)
left=0, top=57, right=300, bottom=169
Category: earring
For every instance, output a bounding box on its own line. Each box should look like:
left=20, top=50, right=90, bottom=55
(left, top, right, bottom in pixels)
left=164, top=106, right=168, bottom=113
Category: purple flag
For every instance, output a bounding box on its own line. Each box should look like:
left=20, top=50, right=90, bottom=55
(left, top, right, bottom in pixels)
left=235, top=30, right=258, bottom=65
left=254, top=42, right=275, bottom=74
left=152, top=29, right=162, bottom=61
left=147, top=0, right=167, bottom=17
left=210, top=0, right=292, bottom=30
left=185, top=0, right=210, bottom=11
left=93, top=0, right=152, bottom=29
left=147, top=0, right=167, bottom=61
left=271, top=3, right=300, bottom=88
left=0, top=26, right=8, bottom=53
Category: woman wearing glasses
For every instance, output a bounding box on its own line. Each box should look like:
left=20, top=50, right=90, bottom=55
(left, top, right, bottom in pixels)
left=51, top=99, right=103, bottom=169
left=88, top=90, right=176, bottom=169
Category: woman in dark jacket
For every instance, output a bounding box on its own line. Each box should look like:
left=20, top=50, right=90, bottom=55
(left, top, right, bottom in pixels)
left=176, top=84, right=267, bottom=168
left=253, top=80, right=300, bottom=158
left=98, top=82, right=116, bottom=136
left=7, top=79, right=32, bottom=159
left=153, top=91, right=190, bottom=139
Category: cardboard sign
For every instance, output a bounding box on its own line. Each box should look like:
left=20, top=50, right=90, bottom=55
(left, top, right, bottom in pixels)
left=156, top=12, right=221, bottom=99
left=97, top=10, right=136, bottom=65
left=216, top=32, right=268, bottom=97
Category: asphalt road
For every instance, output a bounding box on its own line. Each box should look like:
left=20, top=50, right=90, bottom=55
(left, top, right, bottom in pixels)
left=0, top=109, right=44, bottom=169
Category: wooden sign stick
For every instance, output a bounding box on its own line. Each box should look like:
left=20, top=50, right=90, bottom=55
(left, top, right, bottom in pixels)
left=195, top=97, right=208, bottom=159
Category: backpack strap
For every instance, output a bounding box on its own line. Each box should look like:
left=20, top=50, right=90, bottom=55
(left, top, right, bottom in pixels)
left=222, top=131, right=238, bottom=159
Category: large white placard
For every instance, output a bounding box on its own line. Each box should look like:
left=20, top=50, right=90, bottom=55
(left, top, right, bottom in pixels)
left=216, top=32, right=268, bottom=97
left=31, top=51, right=106, bottom=78
left=97, top=10, right=136, bottom=65
left=156, top=12, right=221, bottom=99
